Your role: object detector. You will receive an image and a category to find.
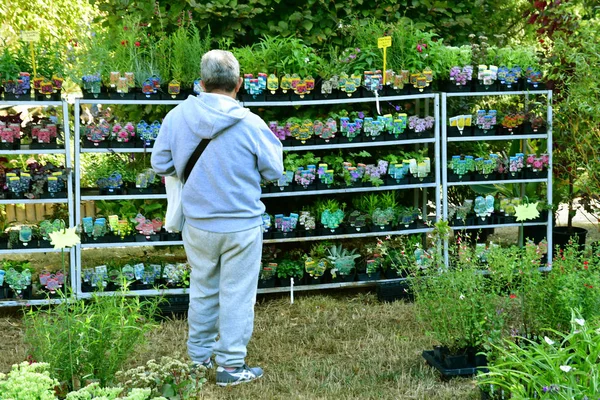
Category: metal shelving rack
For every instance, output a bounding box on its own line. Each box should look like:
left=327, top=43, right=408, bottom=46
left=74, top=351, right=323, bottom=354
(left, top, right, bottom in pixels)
left=73, top=93, right=441, bottom=297
left=441, top=90, right=553, bottom=266
left=73, top=98, right=186, bottom=296
left=0, top=100, right=76, bottom=306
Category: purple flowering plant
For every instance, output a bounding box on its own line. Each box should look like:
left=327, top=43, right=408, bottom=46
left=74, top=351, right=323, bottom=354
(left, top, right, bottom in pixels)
left=408, top=116, right=434, bottom=133
left=362, top=160, right=388, bottom=187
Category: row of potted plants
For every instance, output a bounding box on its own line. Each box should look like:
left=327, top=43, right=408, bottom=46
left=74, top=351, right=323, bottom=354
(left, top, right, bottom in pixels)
left=0, top=260, right=66, bottom=300
left=0, top=72, right=65, bottom=101
left=260, top=234, right=423, bottom=288
left=262, top=205, right=422, bottom=239
left=265, top=158, right=432, bottom=193
left=0, top=18, right=546, bottom=102
left=447, top=152, right=549, bottom=181
left=0, top=115, right=63, bottom=150
left=76, top=234, right=423, bottom=293
left=0, top=159, right=68, bottom=199
left=269, top=113, right=434, bottom=145
left=81, top=120, right=161, bottom=149
left=448, top=111, right=546, bottom=137
left=80, top=213, right=180, bottom=244
left=64, top=20, right=544, bottom=99
left=448, top=196, right=549, bottom=226
left=0, top=219, right=71, bottom=250
left=81, top=260, right=189, bottom=293
left=262, top=193, right=424, bottom=236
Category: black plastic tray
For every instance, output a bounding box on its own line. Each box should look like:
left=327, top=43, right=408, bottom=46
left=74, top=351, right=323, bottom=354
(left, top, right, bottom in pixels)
left=422, top=350, right=488, bottom=377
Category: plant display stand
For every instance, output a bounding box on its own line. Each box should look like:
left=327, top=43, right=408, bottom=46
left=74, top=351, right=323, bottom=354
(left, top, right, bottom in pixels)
left=73, top=98, right=181, bottom=298
left=441, top=90, right=553, bottom=265
left=73, top=94, right=441, bottom=298
left=0, top=100, right=76, bottom=307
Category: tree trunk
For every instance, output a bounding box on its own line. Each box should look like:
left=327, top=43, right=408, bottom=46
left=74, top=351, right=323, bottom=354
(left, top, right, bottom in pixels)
left=567, top=173, right=574, bottom=229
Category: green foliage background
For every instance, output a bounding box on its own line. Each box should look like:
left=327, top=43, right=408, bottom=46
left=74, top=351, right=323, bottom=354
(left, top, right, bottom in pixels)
left=88, top=0, right=535, bottom=47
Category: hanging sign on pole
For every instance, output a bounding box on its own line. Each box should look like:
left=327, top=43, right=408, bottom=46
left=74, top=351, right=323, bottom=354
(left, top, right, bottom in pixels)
left=21, top=31, right=40, bottom=77
left=378, top=36, right=392, bottom=85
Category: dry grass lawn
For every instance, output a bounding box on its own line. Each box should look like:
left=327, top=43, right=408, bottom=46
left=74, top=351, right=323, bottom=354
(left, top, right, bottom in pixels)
left=0, top=291, right=479, bottom=399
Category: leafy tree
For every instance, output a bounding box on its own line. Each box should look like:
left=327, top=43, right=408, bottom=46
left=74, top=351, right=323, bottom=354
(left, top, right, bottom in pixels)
left=526, top=0, right=600, bottom=226
left=89, top=0, right=538, bottom=48
left=0, top=0, right=97, bottom=48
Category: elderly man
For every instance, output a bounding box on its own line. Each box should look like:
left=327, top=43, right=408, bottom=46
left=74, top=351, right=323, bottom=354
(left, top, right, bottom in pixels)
left=151, top=50, right=283, bottom=386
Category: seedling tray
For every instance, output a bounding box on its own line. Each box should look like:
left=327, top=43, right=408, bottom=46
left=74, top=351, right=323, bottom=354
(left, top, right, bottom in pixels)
left=422, top=350, right=488, bottom=378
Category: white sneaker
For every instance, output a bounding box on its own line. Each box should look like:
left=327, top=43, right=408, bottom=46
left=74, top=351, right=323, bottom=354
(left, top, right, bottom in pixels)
left=216, top=364, right=263, bottom=386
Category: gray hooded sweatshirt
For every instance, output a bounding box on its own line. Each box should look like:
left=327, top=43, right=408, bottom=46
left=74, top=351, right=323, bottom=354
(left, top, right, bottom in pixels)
left=151, top=93, right=283, bottom=233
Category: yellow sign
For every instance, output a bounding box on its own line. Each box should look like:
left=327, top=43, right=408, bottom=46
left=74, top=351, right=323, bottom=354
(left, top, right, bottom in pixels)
left=21, top=31, right=40, bottom=76
left=378, top=37, right=392, bottom=85
left=377, top=36, right=391, bottom=49
left=20, top=31, right=40, bottom=42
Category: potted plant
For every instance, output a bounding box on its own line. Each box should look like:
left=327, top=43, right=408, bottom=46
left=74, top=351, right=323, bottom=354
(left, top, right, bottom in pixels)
left=436, top=45, right=473, bottom=92
left=345, top=210, right=369, bottom=234
left=378, top=235, right=418, bottom=279
left=362, top=160, right=388, bottom=187
left=258, top=263, right=277, bottom=289
left=407, top=116, right=435, bottom=139
left=0, top=44, right=21, bottom=97
left=398, top=206, right=420, bottom=229
left=3, top=261, right=32, bottom=299
left=414, top=245, right=499, bottom=375
left=304, top=242, right=331, bottom=284
left=272, top=213, right=298, bottom=238
left=357, top=258, right=382, bottom=281
left=327, top=244, right=360, bottom=283
left=276, top=256, right=304, bottom=287
left=316, top=199, right=345, bottom=235
left=500, top=113, right=526, bottom=135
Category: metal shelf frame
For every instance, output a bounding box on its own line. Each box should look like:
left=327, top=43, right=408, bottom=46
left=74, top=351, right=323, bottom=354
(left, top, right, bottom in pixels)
left=76, top=277, right=408, bottom=298
left=0, top=100, right=77, bottom=307
left=447, top=133, right=547, bottom=142
left=72, top=94, right=441, bottom=298
left=441, top=90, right=553, bottom=266
left=0, top=247, right=73, bottom=255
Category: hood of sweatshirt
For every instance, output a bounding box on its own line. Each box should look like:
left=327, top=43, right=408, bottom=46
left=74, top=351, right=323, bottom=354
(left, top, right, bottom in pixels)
left=181, top=92, right=250, bottom=139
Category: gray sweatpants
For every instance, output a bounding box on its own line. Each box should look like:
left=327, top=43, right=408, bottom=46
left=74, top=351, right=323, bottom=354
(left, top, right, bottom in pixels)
left=183, top=223, right=262, bottom=367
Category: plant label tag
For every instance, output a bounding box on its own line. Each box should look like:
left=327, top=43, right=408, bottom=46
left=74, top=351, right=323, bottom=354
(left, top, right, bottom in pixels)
left=21, top=31, right=40, bottom=42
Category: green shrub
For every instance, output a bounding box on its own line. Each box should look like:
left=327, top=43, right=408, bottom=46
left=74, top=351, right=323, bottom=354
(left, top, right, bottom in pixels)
left=24, top=290, right=160, bottom=390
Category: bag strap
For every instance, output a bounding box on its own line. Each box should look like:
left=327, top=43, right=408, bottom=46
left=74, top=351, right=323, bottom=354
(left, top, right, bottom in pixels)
left=183, top=139, right=211, bottom=183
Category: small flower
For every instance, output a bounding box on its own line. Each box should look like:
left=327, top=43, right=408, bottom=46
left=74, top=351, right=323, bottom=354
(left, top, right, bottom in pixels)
left=121, top=40, right=127, bottom=46
left=559, top=365, right=572, bottom=373
left=135, top=41, right=141, bottom=47
left=544, top=336, right=555, bottom=345
left=124, top=26, right=129, bottom=31
left=509, top=294, right=517, bottom=299
left=574, top=318, right=585, bottom=326
left=49, top=227, right=80, bottom=249
left=459, top=294, right=465, bottom=300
